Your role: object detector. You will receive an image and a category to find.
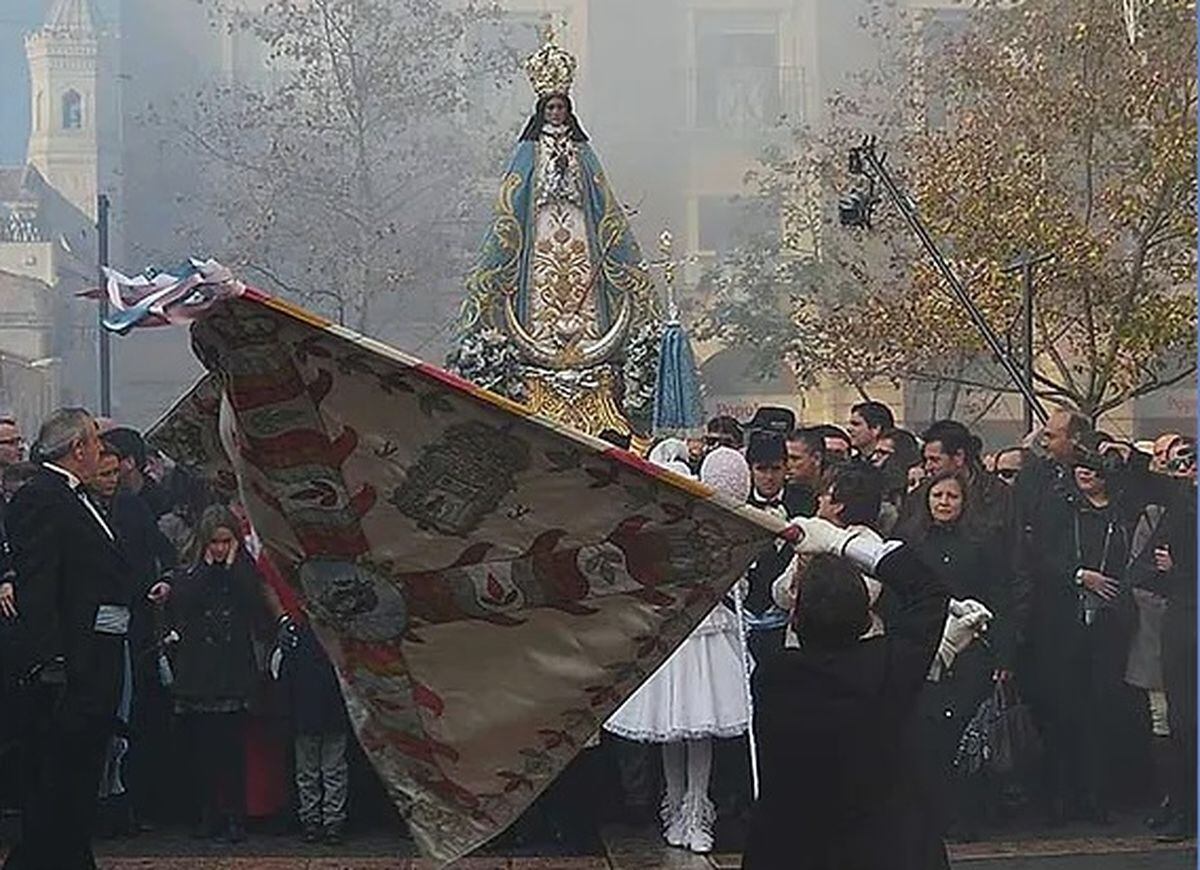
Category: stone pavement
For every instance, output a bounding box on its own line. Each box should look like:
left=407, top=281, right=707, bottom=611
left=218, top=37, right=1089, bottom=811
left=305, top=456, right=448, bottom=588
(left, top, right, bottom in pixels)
left=1, top=812, right=1195, bottom=868
left=7, top=829, right=1186, bottom=869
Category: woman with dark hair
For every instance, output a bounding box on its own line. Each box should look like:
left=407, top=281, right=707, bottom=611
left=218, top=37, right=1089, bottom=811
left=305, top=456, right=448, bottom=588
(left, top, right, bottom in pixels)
left=872, top=427, right=921, bottom=534
left=169, top=505, right=268, bottom=843
left=896, top=470, right=1010, bottom=858
left=1025, top=454, right=1135, bottom=824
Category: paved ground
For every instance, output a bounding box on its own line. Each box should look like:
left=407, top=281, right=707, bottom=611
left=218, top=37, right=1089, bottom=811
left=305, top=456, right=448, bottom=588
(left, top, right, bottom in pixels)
left=53, top=844, right=1198, bottom=869
left=2, top=813, right=1195, bottom=867
left=963, top=854, right=1195, bottom=869
left=2, top=828, right=1186, bottom=868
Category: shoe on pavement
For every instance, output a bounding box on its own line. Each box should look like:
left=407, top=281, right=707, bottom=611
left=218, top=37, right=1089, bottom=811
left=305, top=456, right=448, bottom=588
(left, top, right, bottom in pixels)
left=1146, top=798, right=1174, bottom=831
left=1157, top=817, right=1196, bottom=843
left=302, top=823, right=322, bottom=844
left=324, top=824, right=345, bottom=846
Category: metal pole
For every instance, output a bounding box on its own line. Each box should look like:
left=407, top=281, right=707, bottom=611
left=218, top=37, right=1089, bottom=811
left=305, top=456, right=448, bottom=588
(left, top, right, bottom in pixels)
left=731, top=583, right=760, bottom=800
left=1023, top=263, right=1034, bottom=433
left=1003, top=251, right=1054, bottom=434
left=97, top=193, right=111, bottom=416
left=856, top=141, right=1050, bottom=424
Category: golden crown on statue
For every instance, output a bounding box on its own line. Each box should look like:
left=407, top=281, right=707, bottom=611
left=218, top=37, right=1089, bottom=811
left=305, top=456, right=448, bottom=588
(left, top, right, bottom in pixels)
left=524, top=32, right=576, bottom=98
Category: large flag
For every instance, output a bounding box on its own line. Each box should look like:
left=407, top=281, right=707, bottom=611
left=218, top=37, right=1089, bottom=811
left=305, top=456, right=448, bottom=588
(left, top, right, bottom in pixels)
left=145, top=286, right=784, bottom=863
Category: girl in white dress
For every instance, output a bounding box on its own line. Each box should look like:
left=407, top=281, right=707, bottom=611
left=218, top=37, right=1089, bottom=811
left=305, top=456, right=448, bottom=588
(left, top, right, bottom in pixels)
left=605, top=444, right=752, bottom=853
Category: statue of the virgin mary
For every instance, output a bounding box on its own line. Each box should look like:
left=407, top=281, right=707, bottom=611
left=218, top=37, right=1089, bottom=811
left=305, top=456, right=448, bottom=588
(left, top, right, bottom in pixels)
left=452, top=34, right=658, bottom=440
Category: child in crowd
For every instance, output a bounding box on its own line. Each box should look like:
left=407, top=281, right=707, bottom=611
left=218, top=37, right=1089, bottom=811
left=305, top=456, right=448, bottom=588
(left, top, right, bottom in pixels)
left=170, top=505, right=265, bottom=842
left=277, top=618, right=351, bottom=844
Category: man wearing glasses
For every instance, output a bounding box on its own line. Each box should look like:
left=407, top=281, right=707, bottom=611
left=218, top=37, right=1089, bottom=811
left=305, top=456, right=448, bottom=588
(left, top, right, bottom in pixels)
left=0, top=415, right=23, bottom=468
left=992, top=447, right=1025, bottom=486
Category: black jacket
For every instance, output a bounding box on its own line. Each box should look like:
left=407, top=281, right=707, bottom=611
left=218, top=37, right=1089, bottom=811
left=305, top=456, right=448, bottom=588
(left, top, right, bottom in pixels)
left=912, top=523, right=1013, bottom=670
left=280, top=622, right=347, bottom=735
left=745, top=490, right=798, bottom=617
left=108, top=490, right=176, bottom=593
left=170, top=555, right=263, bottom=705
left=1162, top=484, right=1198, bottom=612
left=6, top=466, right=133, bottom=724
left=903, top=469, right=1030, bottom=652
left=743, top=546, right=949, bottom=870
left=1022, top=475, right=1135, bottom=713
left=106, top=489, right=176, bottom=686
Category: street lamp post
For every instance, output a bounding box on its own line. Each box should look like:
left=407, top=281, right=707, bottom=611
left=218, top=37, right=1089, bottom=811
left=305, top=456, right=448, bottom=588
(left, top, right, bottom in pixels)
left=97, top=193, right=111, bottom=417
left=841, top=136, right=1050, bottom=425
left=1003, top=251, right=1055, bottom=434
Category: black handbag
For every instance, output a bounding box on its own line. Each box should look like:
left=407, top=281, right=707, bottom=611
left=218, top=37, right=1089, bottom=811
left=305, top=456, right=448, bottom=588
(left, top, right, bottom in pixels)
left=954, top=681, right=1041, bottom=777
left=985, top=681, right=1041, bottom=775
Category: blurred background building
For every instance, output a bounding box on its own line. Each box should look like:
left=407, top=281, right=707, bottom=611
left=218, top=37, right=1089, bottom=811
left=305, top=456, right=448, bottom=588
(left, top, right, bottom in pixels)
left=0, top=0, right=1192, bottom=441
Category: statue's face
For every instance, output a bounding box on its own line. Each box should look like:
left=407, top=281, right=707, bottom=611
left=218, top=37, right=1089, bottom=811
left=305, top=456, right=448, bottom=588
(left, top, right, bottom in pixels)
left=545, top=96, right=569, bottom=125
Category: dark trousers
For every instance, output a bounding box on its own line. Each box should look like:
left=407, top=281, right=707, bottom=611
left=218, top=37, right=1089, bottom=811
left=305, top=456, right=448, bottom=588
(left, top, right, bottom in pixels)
left=182, top=711, right=246, bottom=825
left=1035, top=624, right=1126, bottom=811
left=126, top=662, right=174, bottom=823
left=2, top=684, right=112, bottom=870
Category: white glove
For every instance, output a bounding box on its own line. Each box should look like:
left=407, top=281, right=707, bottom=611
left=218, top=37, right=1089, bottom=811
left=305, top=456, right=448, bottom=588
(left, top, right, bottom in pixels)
left=784, top=516, right=861, bottom=557
left=933, top=598, right=993, bottom=677
left=784, top=517, right=901, bottom=574
left=772, top=556, right=800, bottom=611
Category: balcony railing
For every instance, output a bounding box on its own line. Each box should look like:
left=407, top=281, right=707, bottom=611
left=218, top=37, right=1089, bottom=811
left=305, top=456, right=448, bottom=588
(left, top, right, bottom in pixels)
left=684, top=65, right=807, bottom=134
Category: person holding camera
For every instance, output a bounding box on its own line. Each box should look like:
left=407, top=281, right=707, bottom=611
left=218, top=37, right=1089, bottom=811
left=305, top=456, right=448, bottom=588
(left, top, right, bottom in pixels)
left=1025, top=439, right=1135, bottom=825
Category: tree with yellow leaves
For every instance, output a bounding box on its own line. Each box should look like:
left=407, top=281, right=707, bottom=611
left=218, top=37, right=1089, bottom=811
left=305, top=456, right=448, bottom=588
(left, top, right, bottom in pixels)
left=700, top=0, right=1196, bottom=423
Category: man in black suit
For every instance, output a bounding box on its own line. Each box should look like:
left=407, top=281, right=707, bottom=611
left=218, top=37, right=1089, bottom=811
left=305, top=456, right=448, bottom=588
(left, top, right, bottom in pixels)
left=743, top=517, right=949, bottom=870
left=3, top=408, right=168, bottom=870
left=97, top=428, right=178, bottom=832
left=744, top=430, right=800, bottom=663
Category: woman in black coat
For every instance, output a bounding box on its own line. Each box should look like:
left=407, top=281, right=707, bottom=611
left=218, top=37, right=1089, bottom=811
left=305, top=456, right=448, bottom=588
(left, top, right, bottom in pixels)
left=1023, top=457, right=1134, bottom=824
left=896, top=470, right=1010, bottom=856
left=170, top=504, right=266, bottom=842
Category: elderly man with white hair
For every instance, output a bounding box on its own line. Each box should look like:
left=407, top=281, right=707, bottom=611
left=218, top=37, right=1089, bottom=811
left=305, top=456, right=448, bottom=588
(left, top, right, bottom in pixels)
left=3, top=408, right=165, bottom=870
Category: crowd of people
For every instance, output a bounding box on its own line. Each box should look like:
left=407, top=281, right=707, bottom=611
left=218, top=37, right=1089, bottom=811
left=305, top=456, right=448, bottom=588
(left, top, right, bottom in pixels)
left=0, top=399, right=1194, bottom=868
left=0, top=409, right=354, bottom=869
left=597, top=401, right=1196, bottom=863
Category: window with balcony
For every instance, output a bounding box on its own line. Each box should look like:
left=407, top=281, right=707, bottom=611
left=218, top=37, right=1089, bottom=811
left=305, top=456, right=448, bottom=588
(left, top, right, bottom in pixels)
left=694, top=12, right=784, bottom=131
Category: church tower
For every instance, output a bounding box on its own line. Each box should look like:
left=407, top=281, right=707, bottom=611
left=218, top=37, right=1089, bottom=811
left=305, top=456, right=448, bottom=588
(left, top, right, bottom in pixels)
left=24, top=0, right=116, bottom=222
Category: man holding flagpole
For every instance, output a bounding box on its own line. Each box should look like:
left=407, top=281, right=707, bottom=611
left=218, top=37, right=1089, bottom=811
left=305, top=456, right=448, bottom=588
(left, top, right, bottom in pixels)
left=743, top=516, right=949, bottom=870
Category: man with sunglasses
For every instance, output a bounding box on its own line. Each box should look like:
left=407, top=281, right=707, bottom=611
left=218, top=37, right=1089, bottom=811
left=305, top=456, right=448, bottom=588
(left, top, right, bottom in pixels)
left=1165, top=438, right=1196, bottom=482
left=992, top=447, right=1025, bottom=486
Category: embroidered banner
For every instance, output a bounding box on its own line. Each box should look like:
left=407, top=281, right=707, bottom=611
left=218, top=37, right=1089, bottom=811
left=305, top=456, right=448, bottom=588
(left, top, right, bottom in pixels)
left=149, top=290, right=783, bottom=863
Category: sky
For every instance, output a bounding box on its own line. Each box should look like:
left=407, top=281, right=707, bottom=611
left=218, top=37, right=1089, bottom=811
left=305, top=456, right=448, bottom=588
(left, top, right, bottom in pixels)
left=0, top=0, right=118, bottom=165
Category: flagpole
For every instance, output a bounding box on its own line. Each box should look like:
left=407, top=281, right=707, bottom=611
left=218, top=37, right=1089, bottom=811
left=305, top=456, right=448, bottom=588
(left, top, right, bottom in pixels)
left=97, top=193, right=112, bottom=416
left=732, top=582, right=760, bottom=799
